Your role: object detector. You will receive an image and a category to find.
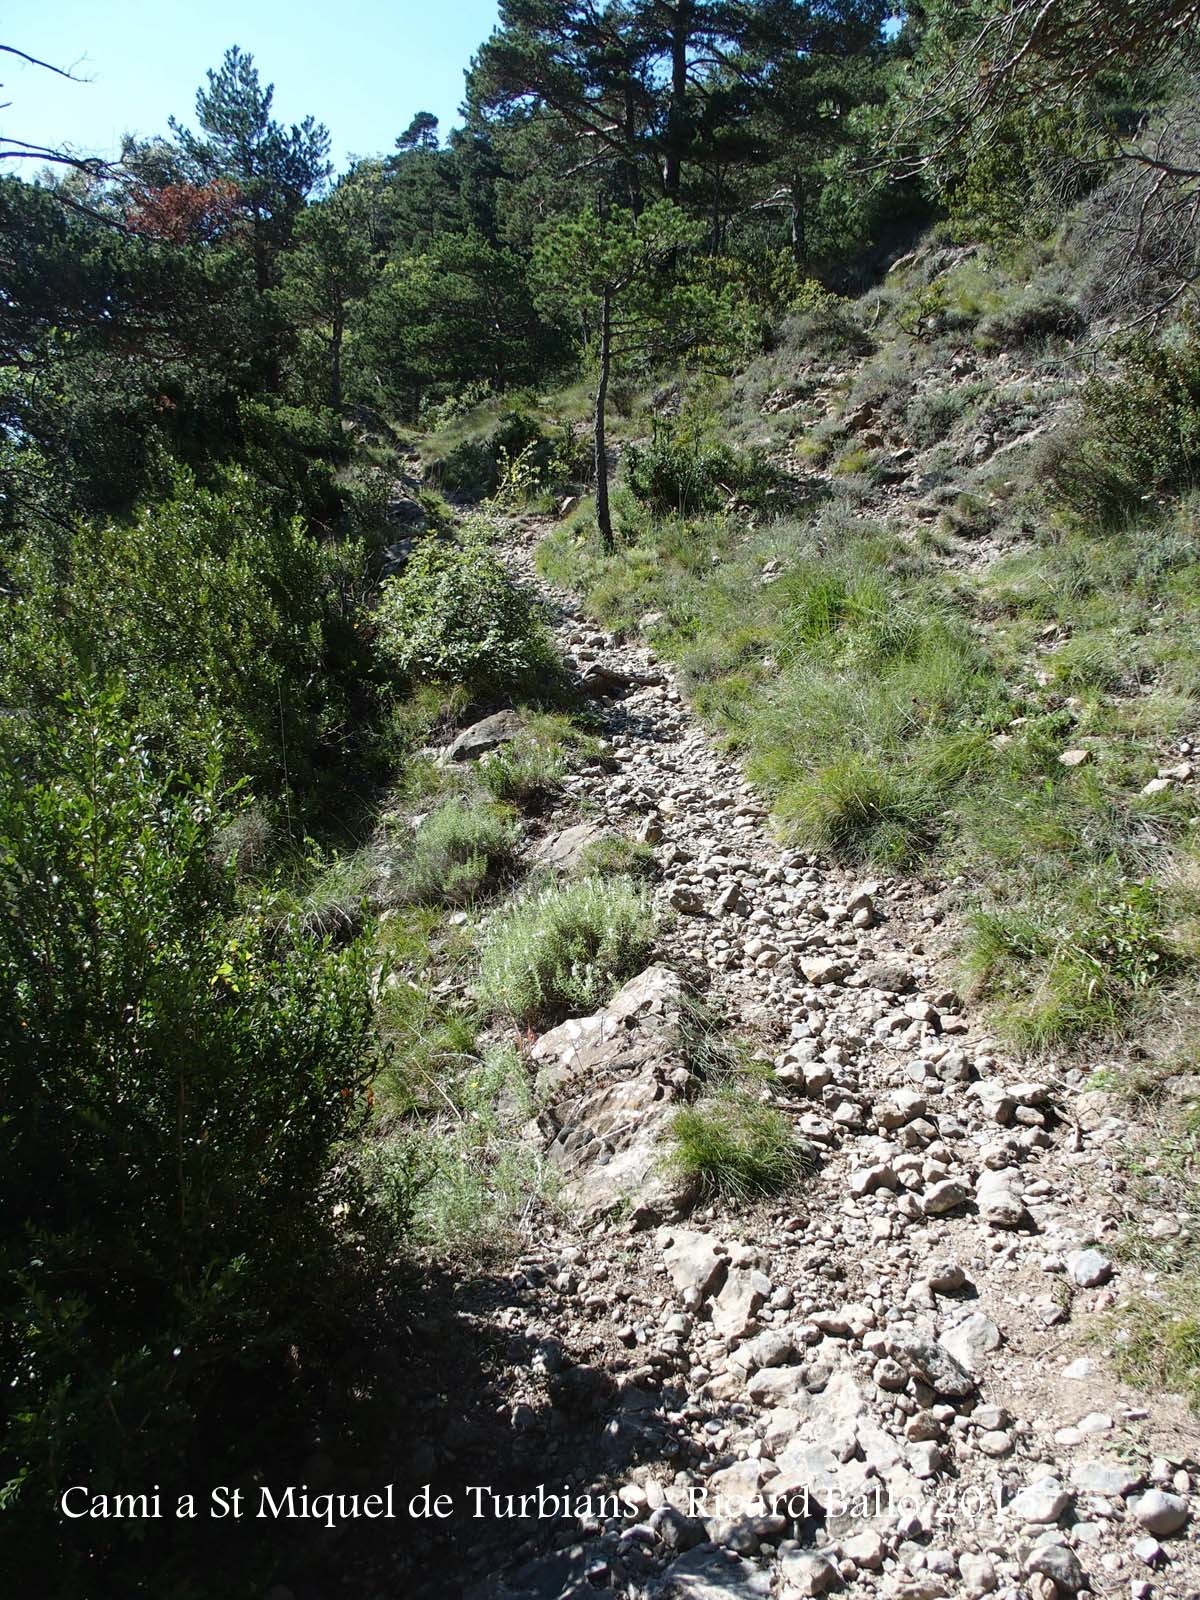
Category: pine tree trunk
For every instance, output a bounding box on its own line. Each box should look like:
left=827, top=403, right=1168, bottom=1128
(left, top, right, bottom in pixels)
left=790, top=175, right=806, bottom=271
left=623, top=87, right=643, bottom=216
left=665, top=15, right=689, bottom=199
left=594, top=287, right=613, bottom=555
left=330, top=311, right=344, bottom=412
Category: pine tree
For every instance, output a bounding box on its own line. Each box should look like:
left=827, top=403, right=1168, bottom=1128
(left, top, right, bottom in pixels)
left=170, top=45, right=332, bottom=294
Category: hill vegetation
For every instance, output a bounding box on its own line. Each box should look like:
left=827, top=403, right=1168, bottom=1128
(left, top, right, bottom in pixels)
left=3, top=3, right=1200, bottom=1591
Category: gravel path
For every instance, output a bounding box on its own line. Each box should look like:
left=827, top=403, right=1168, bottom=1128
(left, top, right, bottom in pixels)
left=423, top=518, right=1200, bottom=1600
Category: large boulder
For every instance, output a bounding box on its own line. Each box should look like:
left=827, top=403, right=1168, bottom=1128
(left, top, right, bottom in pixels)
left=442, top=710, right=525, bottom=763
left=530, top=965, right=698, bottom=1225
left=533, top=821, right=609, bottom=873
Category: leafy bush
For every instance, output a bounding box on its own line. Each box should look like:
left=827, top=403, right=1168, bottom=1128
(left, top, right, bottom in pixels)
left=939, top=490, right=999, bottom=540
left=625, top=425, right=738, bottom=515
left=237, top=398, right=349, bottom=524
left=0, top=696, right=372, bottom=1559
left=478, top=875, right=655, bottom=1025
left=374, top=535, right=557, bottom=698
left=341, top=458, right=399, bottom=545
left=0, top=468, right=351, bottom=806
left=897, top=279, right=960, bottom=340
left=420, top=380, right=496, bottom=430
left=428, top=408, right=574, bottom=502
left=831, top=444, right=875, bottom=479
left=1051, top=328, right=1200, bottom=523
left=430, top=434, right=498, bottom=499
left=668, top=1094, right=810, bottom=1200
left=625, top=422, right=778, bottom=516
left=405, top=798, right=517, bottom=903
left=976, top=292, right=1085, bottom=351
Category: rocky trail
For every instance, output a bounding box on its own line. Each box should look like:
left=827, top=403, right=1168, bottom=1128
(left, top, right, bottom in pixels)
left=387, top=512, right=1199, bottom=1600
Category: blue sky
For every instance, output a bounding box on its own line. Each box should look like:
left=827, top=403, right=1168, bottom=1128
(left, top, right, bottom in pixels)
left=6, top=0, right=501, bottom=171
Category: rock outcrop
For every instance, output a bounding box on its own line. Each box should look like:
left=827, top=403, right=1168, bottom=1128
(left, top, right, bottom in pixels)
left=531, top=964, right=698, bottom=1225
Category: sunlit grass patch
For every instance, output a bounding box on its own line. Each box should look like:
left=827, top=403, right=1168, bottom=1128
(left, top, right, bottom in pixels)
left=668, top=1093, right=812, bottom=1201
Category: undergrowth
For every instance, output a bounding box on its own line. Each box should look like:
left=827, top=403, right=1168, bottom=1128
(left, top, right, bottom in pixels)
left=403, top=798, right=518, bottom=905
left=363, top=1042, right=547, bottom=1259
left=537, top=432, right=1200, bottom=1053
left=478, top=874, right=656, bottom=1026
left=1108, top=1104, right=1200, bottom=1411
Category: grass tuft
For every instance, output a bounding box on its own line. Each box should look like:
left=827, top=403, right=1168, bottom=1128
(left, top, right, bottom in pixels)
left=577, top=833, right=659, bottom=881
left=1108, top=1107, right=1200, bottom=1410
left=668, top=1093, right=811, bottom=1200
left=479, top=740, right=567, bottom=809
left=966, top=873, right=1184, bottom=1049
left=363, top=1042, right=547, bottom=1260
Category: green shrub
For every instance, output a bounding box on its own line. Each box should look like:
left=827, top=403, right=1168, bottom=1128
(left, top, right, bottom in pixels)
left=976, top=292, right=1085, bottom=351
left=898, top=280, right=959, bottom=340
left=405, top=799, right=518, bottom=904
left=0, top=467, right=349, bottom=807
left=668, top=1093, right=810, bottom=1200
left=625, top=424, right=737, bottom=516
left=832, top=445, right=874, bottom=478
left=237, top=399, right=349, bottom=523
left=0, top=694, right=372, bottom=1560
left=341, top=459, right=398, bottom=546
left=478, top=875, right=656, bottom=1025
left=1052, top=327, right=1200, bottom=522
left=939, top=491, right=999, bottom=541
left=427, top=408, right=574, bottom=502
left=374, top=535, right=557, bottom=698
left=431, top=434, right=498, bottom=498
left=421, top=380, right=496, bottom=430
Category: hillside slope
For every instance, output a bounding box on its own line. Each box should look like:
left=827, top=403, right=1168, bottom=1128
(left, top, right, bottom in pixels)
left=319, top=238, right=1200, bottom=1589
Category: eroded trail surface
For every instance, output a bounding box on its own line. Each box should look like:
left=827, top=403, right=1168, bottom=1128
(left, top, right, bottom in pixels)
left=423, top=518, right=1198, bottom=1600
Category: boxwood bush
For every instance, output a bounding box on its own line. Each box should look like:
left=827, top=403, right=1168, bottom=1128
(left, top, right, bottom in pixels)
left=0, top=694, right=373, bottom=1570
left=375, top=535, right=558, bottom=699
